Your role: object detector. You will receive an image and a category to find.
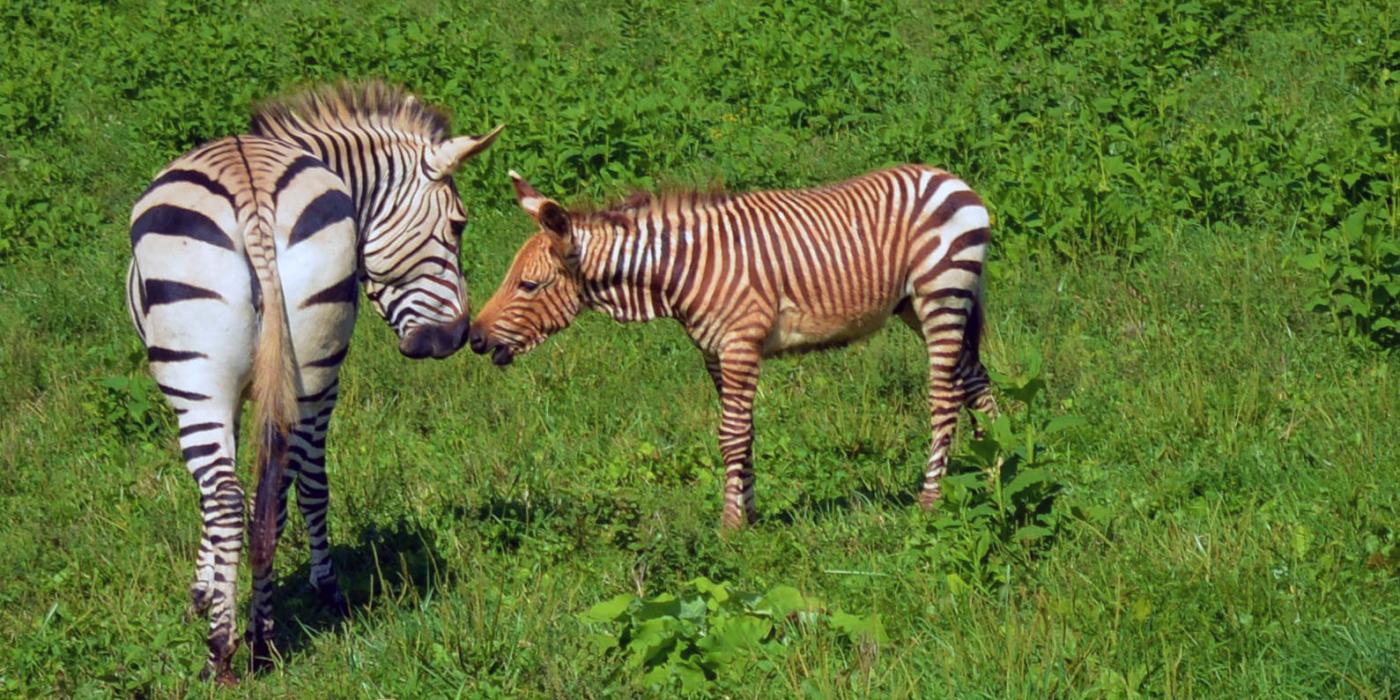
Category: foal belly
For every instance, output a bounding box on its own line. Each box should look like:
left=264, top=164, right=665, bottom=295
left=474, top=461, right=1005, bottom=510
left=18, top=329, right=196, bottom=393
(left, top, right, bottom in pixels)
left=763, top=300, right=894, bottom=356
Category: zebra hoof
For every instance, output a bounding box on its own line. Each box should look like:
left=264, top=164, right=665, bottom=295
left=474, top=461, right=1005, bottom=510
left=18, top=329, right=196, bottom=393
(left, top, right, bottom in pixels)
left=200, top=666, right=239, bottom=686
left=200, top=650, right=239, bottom=685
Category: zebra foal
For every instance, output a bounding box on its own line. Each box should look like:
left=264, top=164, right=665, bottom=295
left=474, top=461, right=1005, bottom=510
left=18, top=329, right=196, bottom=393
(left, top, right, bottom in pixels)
left=468, top=167, right=997, bottom=529
left=127, top=82, right=500, bottom=682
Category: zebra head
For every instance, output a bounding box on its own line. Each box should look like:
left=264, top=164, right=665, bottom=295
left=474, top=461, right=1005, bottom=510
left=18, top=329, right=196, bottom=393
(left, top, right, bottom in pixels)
left=361, top=125, right=503, bottom=359
left=468, top=171, right=583, bottom=366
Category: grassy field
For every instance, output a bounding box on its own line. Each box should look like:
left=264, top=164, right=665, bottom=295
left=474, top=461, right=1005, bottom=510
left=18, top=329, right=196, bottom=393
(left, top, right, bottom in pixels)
left=1, top=1, right=1396, bottom=697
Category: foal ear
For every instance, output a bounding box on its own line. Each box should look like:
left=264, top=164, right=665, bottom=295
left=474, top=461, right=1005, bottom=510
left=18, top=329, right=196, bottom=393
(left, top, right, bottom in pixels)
left=510, top=170, right=570, bottom=238
left=423, top=124, right=504, bottom=180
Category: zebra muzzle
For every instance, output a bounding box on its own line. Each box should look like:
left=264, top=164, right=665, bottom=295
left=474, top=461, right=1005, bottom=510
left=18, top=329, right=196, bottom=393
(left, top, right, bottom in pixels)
left=399, top=316, right=471, bottom=359
left=466, top=324, right=515, bottom=365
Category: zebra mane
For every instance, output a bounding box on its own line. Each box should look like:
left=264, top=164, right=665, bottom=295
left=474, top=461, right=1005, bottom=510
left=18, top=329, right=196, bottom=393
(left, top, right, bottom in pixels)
left=250, top=81, right=450, bottom=142
left=582, top=185, right=732, bottom=227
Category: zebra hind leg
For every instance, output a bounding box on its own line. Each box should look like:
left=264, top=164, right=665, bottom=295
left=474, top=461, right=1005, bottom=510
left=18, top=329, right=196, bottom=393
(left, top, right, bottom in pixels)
left=248, top=462, right=297, bottom=672
left=293, top=394, right=349, bottom=615
left=959, top=358, right=998, bottom=440
left=175, top=409, right=245, bottom=684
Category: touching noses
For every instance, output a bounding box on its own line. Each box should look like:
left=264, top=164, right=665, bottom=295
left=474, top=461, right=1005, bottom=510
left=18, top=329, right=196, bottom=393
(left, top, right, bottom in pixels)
left=467, top=324, right=488, bottom=355
left=399, top=314, right=471, bottom=359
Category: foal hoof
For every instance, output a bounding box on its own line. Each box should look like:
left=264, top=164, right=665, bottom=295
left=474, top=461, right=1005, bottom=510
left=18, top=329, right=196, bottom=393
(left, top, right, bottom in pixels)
left=719, top=508, right=755, bottom=532
left=918, top=488, right=942, bottom=510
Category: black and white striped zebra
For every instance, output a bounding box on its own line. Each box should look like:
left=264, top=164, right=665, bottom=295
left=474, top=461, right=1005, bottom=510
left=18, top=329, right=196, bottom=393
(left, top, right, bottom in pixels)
left=126, top=83, right=500, bottom=682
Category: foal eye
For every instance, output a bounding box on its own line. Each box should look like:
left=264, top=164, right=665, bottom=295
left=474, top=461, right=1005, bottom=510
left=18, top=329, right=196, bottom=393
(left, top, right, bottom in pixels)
left=518, top=280, right=540, bottom=293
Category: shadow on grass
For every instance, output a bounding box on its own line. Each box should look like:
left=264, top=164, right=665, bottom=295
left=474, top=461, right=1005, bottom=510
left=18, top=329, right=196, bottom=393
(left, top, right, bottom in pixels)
left=766, top=455, right=989, bottom=526
left=768, top=488, right=918, bottom=526
left=267, top=517, right=447, bottom=668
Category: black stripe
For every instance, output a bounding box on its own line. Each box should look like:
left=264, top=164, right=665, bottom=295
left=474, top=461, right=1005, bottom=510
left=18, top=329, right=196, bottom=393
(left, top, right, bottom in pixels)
left=945, top=227, right=990, bottom=257
left=245, top=253, right=262, bottom=314
left=306, top=345, right=349, bottom=368
left=142, top=170, right=236, bottom=209
left=147, top=346, right=208, bottom=363
left=301, top=272, right=359, bottom=308
left=298, top=381, right=339, bottom=404
left=289, top=190, right=354, bottom=247
left=928, top=287, right=976, bottom=301
left=158, top=383, right=210, bottom=401
left=179, top=421, right=223, bottom=437
left=142, top=279, right=222, bottom=313
left=130, top=205, right=235, bottom=251
left=182, top=443, right=221, bottom=461
left=273, top=155, right=326, bottom=201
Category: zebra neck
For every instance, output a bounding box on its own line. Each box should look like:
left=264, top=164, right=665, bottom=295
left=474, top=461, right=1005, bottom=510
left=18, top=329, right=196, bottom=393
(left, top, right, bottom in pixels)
left=575, top=219, right=674, bottom=324
left=281, top=128, right=422, bottom=244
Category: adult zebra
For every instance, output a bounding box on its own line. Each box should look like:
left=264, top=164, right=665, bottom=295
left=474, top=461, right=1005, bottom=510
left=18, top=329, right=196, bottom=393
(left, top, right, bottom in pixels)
left=468, top=167, right=996, bottom=529
left=126, top=83, right=500, bottom=682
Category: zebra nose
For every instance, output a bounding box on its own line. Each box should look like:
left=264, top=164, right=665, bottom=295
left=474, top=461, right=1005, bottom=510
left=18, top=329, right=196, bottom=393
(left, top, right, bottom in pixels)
left=399, top=316, right=471, bottom=359
left=467, top=325, right=488, bottom=354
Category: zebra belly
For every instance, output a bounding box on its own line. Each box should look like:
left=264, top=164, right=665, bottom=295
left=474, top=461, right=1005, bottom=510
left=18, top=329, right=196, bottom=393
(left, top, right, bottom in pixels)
left=763, top=300, right=895, bottom=356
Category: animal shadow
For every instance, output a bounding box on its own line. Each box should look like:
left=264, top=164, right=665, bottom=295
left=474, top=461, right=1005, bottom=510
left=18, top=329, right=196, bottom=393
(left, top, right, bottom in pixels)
left=265, top=517, right=447, bottom=667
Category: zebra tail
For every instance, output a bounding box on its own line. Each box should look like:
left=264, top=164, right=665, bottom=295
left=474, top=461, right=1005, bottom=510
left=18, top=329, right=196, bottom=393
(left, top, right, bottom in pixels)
left=248, top=227, right=297, bottom=573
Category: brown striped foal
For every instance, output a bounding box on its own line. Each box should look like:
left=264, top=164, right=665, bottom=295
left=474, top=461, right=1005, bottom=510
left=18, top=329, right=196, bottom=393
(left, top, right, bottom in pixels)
left=469, top=167, right=997, bottom=529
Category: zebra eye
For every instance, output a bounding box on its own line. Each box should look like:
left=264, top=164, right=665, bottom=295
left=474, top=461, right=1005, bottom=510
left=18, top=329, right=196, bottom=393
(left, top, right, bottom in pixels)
left=518, top=280, right=539, bottom=293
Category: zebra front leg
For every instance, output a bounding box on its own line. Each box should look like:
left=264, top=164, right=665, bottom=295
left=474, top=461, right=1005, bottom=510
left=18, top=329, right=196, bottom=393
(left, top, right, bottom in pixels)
left=915, top=299, right=972, bottom=508
left=176, top=411, right=246, bottom=684
left=715, top=343, right=761, bottom=529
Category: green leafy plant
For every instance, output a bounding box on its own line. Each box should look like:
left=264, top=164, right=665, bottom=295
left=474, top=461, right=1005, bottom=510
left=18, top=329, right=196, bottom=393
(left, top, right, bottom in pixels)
left=1296, top=203, right=1400, bottom=351
left=581, top=577, right=884, bottom=694
left=84, top=374, right=168, bottom=445
left=905, top=349, right=1080, bottom=591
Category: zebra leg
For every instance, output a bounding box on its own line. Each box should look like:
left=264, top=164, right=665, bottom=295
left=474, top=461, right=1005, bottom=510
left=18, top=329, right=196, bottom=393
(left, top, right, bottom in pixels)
left=912, top=297, right=972, bottom=509
left=291, top=390, right=348, bottom=614
left=175, top=409, right=246, bottom=684
left=703, top=353, right=724, bottom=396
left=248, top=463, right=297, bottom=671
left=715, top=343, right=762, bottom=529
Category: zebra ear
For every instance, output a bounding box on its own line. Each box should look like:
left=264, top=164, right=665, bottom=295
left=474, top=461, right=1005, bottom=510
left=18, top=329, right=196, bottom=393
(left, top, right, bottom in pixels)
left=423, top=124, right=504, bottom=180
left=510, top=170, right=570, bottom=238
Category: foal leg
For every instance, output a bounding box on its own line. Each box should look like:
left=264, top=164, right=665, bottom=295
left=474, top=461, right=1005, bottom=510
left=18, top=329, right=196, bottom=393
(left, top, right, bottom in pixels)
left=714, top=340, right=763, bottom=529
left=911, top=294, right=974, bottom=508
left=958, top=357, right=998, bottom=439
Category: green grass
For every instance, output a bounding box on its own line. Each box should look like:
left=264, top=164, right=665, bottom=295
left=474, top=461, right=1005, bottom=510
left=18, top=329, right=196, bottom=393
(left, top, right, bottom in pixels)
left=1, top=0, right=1396, bottom=697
